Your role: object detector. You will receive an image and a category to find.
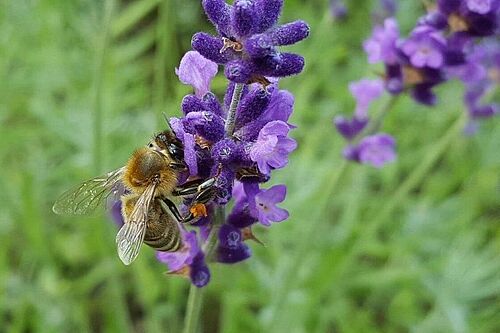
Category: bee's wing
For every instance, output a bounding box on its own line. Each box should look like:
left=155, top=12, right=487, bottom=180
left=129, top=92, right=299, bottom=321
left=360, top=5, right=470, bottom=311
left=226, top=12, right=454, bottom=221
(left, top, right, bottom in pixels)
left=116, top=181, right=158, bottom=265
left=52, top=167, right=125, bottom=215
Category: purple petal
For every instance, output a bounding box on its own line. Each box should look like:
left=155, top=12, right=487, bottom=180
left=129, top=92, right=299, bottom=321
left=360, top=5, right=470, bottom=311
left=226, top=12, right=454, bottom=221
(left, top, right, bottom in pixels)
left=176, top=51, right=218, bottom=98
left=257, top=184, right=287, bottom=204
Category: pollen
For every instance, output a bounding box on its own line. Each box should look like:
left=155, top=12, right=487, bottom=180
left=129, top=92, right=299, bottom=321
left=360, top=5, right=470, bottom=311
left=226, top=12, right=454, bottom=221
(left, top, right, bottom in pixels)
left=190, top=203, right=208, bottom=218
left=220, top=37, right=243, bottom=53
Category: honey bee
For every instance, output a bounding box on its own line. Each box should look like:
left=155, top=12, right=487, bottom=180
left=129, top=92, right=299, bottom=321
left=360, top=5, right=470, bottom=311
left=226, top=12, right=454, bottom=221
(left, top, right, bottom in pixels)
left=53, top=130, right=217, bottom=265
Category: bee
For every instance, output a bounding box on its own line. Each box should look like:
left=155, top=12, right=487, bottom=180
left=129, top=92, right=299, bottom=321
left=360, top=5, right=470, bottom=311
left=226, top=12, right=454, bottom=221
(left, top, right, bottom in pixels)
left=53, top=130, right=217, bottom=265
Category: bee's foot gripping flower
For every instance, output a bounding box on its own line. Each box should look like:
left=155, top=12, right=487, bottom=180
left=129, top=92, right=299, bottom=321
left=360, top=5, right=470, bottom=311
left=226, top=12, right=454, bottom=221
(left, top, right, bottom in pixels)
left=192, top=0, right=310, bottom=83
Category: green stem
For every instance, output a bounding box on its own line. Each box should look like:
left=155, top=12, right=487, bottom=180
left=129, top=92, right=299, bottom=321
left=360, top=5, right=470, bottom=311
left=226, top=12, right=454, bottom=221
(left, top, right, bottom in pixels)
left=225, top=83, right=245, bottom=136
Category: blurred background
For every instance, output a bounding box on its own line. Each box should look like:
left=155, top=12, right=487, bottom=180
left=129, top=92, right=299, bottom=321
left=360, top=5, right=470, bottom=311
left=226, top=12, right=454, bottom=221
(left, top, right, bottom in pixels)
left=1, top=0, right=499, bottom=332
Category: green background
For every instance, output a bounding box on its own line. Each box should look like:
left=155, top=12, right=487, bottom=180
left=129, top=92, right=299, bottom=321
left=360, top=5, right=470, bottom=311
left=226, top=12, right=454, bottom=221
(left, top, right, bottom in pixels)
left=1, top=0, right=499, bottom=332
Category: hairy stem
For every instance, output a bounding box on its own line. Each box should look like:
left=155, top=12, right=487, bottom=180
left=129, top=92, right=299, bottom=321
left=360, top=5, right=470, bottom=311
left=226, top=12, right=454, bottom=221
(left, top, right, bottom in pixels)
left=225, top=83, right=245, bottom=136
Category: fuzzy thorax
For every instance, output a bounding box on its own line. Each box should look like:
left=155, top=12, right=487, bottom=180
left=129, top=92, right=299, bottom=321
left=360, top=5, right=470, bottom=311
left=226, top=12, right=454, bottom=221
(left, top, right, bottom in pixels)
left=122, top=147, right=179, bottom=197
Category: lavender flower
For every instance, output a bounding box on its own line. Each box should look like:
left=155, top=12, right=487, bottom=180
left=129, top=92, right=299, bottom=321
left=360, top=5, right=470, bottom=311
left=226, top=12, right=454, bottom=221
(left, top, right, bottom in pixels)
left=193, top=0, right=310, bottom=83
left=153, top=1, right=308, bottom=286
left=336, top=0, right=498, bottom=168
left=249, top=120, right=297, bottom=175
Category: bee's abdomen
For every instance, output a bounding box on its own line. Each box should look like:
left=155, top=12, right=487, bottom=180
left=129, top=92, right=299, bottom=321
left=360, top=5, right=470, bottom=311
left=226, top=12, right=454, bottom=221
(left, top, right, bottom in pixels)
left=144, top=228, right=182, bottom=252
left=144, top=207, right=182, bottom=252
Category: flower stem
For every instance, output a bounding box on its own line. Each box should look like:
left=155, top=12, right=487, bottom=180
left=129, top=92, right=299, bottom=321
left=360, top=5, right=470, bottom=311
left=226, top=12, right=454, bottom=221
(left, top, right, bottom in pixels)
left=182, top=207, right=225, bottom=333
left=225, top=83, right=245, bottom=136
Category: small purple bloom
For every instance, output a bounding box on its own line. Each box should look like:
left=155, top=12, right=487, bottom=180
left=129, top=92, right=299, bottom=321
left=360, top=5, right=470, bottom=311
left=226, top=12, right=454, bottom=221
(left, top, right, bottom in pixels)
left=334, top=116, right=369, bottom=140
left=349, top=78, right=384, bottom=118
left=251, top=185, right=289, bottom=226
left=400, top=28, right=446, bottom=69
left=363, top=18, right=400, bottom=65
left=345, top=133, right=396, bottom=168
left=249, top=120, right=297, bottom=174
left=175, top=51, right=218, bottom=98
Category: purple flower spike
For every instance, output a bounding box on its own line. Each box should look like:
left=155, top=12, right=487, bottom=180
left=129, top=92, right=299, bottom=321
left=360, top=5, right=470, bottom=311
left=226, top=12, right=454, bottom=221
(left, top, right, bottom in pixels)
left=346, top=133, right=396, bottom=168
left=255, top=0, right=283, bottom=32
left=249, top=120, right=297, bottom=174
left=363, top=18, right=400, bottom=65
left=202, top=0, right=232, bottom=36
left=252, top=185, right=289, bottom=226
left=349, top=78, right=384, bottom=118
left=176, top=51, right=218, bottom=98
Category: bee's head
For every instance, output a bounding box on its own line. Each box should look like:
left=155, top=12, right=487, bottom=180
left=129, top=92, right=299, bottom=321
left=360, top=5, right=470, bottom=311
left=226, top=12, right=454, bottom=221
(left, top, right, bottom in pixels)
left=150, top=130, right=184, bottom=163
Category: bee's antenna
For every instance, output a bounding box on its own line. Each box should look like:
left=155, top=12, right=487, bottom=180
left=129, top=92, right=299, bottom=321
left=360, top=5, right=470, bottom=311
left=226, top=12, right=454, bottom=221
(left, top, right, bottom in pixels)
left=162, top=112, right=173, bottom=131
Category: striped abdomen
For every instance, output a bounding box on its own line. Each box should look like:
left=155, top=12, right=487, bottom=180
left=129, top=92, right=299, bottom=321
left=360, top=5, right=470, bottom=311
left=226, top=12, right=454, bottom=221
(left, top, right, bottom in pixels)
left=143, top=200, right=182, bottom=252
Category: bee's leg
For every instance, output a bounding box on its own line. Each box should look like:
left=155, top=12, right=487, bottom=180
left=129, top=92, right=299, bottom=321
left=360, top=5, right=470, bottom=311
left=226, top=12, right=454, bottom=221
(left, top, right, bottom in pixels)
left=173, top=177, right=217, bottom=197
left=160, top=197, right=183, bottom=223
left=168, top=162, right=187, bottom=171
left=179, top=187, right=217, bottom=224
